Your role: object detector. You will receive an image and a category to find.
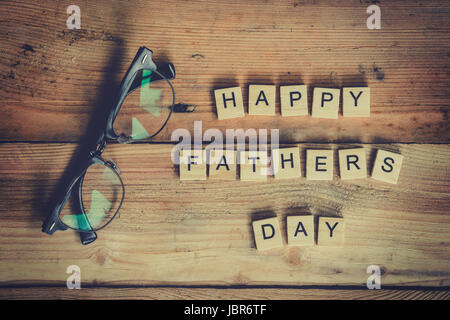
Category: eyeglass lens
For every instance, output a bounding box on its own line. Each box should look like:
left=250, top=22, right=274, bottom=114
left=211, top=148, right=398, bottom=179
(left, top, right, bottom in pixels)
left=113, top=69, right=174, bottom=140
left=59, top=163, right=123, bottom=231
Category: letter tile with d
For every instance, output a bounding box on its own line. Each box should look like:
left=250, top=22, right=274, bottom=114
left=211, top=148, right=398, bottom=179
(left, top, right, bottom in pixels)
left=252, top=217, right=283, bottom=250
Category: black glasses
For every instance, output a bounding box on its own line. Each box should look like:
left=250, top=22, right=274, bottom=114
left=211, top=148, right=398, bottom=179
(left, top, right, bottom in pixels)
left=42, top=47, right=180, bottom=244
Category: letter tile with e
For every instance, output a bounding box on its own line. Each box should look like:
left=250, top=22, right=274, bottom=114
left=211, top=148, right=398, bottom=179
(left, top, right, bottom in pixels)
left=306, top=149, right=334, bottom=180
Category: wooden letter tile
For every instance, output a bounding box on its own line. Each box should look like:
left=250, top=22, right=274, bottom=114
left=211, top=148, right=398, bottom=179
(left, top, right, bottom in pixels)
left=371, top=149, right=404, bottom=184
left=287, top=215, right=315, bottom=246
left=208, top=149, right=236, bottom=180
left=318, top=217, right=345, bottom=246
left=306, top=149, right=334, bottom=180
left=272, top=147, right=301, bottom=179
left=343, top=87, right=370, bottom=117
left=312, top=88, right=340, bottom=119
left=179, top=149, right=206, bottom=181
left=338, top=148, right=367, bottom=180
left=280, top=85, right=308, bottom=117
left=239, top=151, right=268, bottom=181
left=248, top=85, right=276, bottom=116
left=252, top=217, right=283, bottom=250
left=214, top=87, right=245, bottom=120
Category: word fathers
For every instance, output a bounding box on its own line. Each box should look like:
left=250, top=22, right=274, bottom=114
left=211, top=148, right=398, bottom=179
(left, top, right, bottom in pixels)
left=179, top=147, right=403, bottom=184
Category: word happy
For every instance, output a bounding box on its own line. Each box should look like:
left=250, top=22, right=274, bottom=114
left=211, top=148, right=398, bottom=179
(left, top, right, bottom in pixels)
left=214, top=85, right=370, bottom=119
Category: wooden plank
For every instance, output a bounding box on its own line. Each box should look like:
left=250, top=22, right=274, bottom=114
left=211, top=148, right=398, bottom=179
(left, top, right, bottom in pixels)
left=0, top=286, right=448, bottom=300
left=0, top=143, right=448, bottom=287
left=0, top=0, right=448, bottom=142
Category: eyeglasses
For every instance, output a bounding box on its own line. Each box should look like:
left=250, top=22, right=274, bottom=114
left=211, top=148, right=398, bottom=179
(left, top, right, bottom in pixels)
left=42, top=47, right=186, bottom=245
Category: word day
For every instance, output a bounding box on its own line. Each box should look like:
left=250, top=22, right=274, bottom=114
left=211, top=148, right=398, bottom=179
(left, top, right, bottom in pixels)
left=253, top=216, right=344, bottom=250
left=179, top=147, right=403, bottom=184
left=214, top=85, right=370, bottom=119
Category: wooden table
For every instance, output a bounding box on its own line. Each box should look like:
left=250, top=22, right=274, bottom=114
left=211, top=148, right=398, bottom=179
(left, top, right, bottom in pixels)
left=0, top=0, right=448, bottom=300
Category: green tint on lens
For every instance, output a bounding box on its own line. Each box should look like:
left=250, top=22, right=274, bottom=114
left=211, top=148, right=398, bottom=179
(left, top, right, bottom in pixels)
left=61, top=211, right=94, bottom=231
left=102, top=165, right=121, bottom=185
left=140, top=70, right=162, bottom=117
left=113, top=69, right=174, bottom=140
left=84, top=189, right=111, bottom=228
left=132, top=117, right=150, bottom=140
left=59, top=163, right=123, bottom=231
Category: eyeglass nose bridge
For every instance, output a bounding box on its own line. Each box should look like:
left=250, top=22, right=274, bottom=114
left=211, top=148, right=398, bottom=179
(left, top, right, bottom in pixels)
left=90, top=140, right=107, bottom=158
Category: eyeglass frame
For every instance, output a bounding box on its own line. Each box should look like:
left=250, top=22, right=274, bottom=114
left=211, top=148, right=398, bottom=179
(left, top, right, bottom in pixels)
left=42, top=47, right=176, bottom=244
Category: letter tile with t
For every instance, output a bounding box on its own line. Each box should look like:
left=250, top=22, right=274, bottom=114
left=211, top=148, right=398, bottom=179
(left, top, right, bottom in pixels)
left=239, top=150, right=268, bottom=181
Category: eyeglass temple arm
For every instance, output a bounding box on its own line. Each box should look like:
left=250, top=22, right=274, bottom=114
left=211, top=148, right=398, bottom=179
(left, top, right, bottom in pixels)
left=42, top=157, right=101, bottom=237
left=42, top=162, right=87, bottom=235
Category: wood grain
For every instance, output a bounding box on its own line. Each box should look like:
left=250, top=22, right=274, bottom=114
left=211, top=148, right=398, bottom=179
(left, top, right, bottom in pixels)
left=0, top=286, right=448, bottom=300
left=0, top=0, right=449, bottom=300
left=0, top=0, right=448, bottom=142
left=0, top=143, right=448, bottom=287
